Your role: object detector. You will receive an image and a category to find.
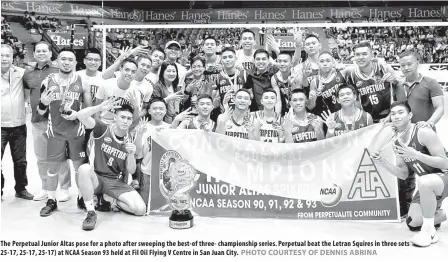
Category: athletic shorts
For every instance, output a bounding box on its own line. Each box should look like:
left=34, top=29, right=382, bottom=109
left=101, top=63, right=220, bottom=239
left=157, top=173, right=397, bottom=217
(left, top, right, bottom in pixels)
left=46, top=135, right=86, bottom=162
left=411, top=172, right=448, bottom=209
left=94, top=174, right=135, bottom=200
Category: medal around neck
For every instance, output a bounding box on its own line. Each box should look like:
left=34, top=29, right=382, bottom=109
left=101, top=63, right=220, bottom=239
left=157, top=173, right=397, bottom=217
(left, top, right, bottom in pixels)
left=160, top=151, right=200, bottom=229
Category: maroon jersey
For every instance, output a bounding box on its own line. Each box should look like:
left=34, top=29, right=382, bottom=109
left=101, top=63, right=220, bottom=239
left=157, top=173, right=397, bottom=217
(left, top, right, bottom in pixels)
left=312, top=71, right=345, bottom=116
left=347, top=62, right=393, bottom=122
left=44, top=74, right=85, bottom=139
left=214, top=70, right=245, bottom=111
left=88, top=120, right=130, bottom=179
left=395, top=125, right=447, bottom=176
left=290, top=113, right=319, bottom=143
left=333, top=109, right=368, bottom=136
left=302, top=60, right=319, bottom=86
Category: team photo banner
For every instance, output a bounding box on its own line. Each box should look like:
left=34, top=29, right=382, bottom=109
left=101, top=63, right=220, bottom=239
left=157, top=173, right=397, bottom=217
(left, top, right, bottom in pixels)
left=149, top=124, right=399, bottom=222
left=1, top=1, right=446, bottom=22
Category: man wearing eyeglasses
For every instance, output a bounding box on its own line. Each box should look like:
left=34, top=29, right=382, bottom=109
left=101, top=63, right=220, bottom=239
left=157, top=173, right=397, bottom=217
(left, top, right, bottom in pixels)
left=78, top=48, right=102, bottom=104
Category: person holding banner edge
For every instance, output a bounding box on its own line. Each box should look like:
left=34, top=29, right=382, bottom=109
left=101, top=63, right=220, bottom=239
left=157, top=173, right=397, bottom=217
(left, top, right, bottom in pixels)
left=370, top=101, right=448, bottom=247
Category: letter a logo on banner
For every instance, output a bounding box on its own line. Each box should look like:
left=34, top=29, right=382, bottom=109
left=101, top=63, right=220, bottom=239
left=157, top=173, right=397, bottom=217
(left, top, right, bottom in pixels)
left=347, top=149, right=390, bottom=199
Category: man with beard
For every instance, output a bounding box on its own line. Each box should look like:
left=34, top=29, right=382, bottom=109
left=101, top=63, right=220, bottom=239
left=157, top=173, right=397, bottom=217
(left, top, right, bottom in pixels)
left=95, top=59, right=141, bottom=128
left=37, top=48, right=92, bottom=217
left=251, top=89, right=284, bottom=143
left=370, top=101, right=448, bottom=247
left=346, top=42, right=398, bottom=123
left=23, top=41, right=71, bottom=201
left=1, top=44, right=33, bottom=200
left=216, top=89, right=260, bottom=140
left=173, top=94, right=216, bottom=131
left=282, top=89, right=324, bottom=143
left=322, top=84, right=373, bottom=138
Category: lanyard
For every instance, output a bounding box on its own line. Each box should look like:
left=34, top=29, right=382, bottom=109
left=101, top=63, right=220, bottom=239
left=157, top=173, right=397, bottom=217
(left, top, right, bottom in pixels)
left=404, top=81, right=418, bottom=99
left=221, top=69, right=240, bottom=92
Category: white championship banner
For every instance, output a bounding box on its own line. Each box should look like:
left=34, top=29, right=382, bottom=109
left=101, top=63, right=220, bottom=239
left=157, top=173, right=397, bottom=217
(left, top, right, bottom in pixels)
left=149, top=124, right=400, bottom=222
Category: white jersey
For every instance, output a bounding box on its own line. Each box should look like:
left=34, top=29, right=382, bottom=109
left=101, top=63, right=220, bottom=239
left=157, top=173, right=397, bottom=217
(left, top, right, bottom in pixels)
left=224, top=114, right=255, bottom=139
left=77, top=69, right=103, bottom=102
left=115, top=71, right=153, bottom=107
left=236, top=49, right=255, bottom=71
left=140, top=122, right=170, bottom=175
left=252, top=111, right=283, bottom=143
left=95, top=78, right=140, bottom=125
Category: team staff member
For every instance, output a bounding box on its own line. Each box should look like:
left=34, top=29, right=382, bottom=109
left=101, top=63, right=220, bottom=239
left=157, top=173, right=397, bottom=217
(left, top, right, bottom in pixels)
left=1, top=44, right=33, bottom=200
left=23, top=41, right=71, bottom=201
left=396, top=51, right=445, bottom=129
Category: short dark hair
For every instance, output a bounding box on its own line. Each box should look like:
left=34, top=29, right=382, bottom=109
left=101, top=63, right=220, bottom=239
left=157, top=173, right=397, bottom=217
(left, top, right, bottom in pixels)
left=398, top=50, right=420, bottom=62
left=152, top=47, right=166, bottom=59
left=241, top=29, right=255, bottom=39
left=353, top=42, right=372, bottom=52
left=391, top=100, right=412, bottom=113
left=58, top=47, right=76, bottom=56
left=191, top=55, right=206, bottom=67
left=291, top=89, right=308, bottom=99
left=197, top=94, right=213, bottom=103
left=253, top=49, right=269, bottom=59
left=221, top=47, right=236, bottom=55
left=203, top=36, right=217, bottom=44
left=149, top=97, right=167, bottom=108
left=336, top=84, right=358, bottom=97
left=262, top=88, right=277, bottom=97
left=319, top=51, right=334, bottom=58
left=136, top=54, right=152, bottom=64
left=304, top=34, right=320, bottom=42
left=121, top=58, right=138, bottom=69
left=33, top=41, right=51, bottom=52
left=235, top=89, right=251, bottom=97
left=278, top=51, right=292, bottom=59
left=84, top=48, right=101, bottom=58
left=116, top=104, right=134, bottom=115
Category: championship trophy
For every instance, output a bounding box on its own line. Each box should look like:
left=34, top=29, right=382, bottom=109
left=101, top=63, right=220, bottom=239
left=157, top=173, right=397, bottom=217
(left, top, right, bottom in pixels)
left=60, top=92, right=74, bottom=116
left=159, top=151, right=200, bottom=229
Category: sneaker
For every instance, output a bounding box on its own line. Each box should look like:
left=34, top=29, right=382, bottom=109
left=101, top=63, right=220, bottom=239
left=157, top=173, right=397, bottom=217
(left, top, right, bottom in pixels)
left=95, top=194, right=112, bottom=212
left=130, top=179, right=140, bottom=190
left=58, top=189, right=71, bottom=202
left=40, top=199, right=58, bottom=217
left=410, top=228, right=439, bottom=247
left=15, top=190, right=34, bottom=200
left=33, top=190, right=48, bottom=201
left=77, top=196, right=86, bottom=211
left=82, top=211, right=97, bottom=231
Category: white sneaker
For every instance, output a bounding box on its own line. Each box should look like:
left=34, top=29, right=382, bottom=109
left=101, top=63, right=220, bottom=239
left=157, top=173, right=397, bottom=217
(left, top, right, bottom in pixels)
left=58, top=189, right=71, bottom=202
left=33, top=190, right=48, bottom=201
left=410, top=228, right=439, bottom=247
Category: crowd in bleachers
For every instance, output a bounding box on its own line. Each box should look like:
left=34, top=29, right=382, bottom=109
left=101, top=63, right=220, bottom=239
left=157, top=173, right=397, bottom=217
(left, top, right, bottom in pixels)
left=325, top=16, right=448, bottom=64
left=1, top=15, right=27, bottom=66
left=105, top=27, right=245, bottom=67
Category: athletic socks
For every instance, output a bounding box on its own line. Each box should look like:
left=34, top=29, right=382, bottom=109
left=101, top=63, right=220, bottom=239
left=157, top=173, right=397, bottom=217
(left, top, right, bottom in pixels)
left=422, top=217, right=436, bottom=232
left=85, top=200, right=95, bottom=212
left=47, top=191, right=56, bottom=200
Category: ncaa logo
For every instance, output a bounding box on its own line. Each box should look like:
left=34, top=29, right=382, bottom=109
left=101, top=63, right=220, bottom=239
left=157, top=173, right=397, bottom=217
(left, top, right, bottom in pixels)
left=356, top=81, right=363, bottom=87
left=335, top=123, right=342, bottom=129
left=226, top=124, right=233, bottom=129
left=336, top=76, right=340, bottom=82
left=73, top=85, right=80, bottom=91
left=104, top=137, right=112, bottom=143
left=49, top=86, right=58, bottom=92
left=220, top=80, right=227, bottom=85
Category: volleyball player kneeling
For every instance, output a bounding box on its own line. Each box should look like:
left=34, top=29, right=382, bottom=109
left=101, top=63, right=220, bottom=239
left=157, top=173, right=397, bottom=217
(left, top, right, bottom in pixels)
left=76, top=98, right=146, bottom=231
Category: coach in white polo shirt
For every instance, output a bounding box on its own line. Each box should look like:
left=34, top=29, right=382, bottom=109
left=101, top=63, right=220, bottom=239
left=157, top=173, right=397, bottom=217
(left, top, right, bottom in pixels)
left=164, top=40, right=187, bottom=87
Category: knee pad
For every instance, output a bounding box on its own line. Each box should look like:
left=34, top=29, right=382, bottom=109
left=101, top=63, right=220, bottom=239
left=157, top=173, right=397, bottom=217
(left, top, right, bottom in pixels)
left=406, top=216, right=422, bottom=232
